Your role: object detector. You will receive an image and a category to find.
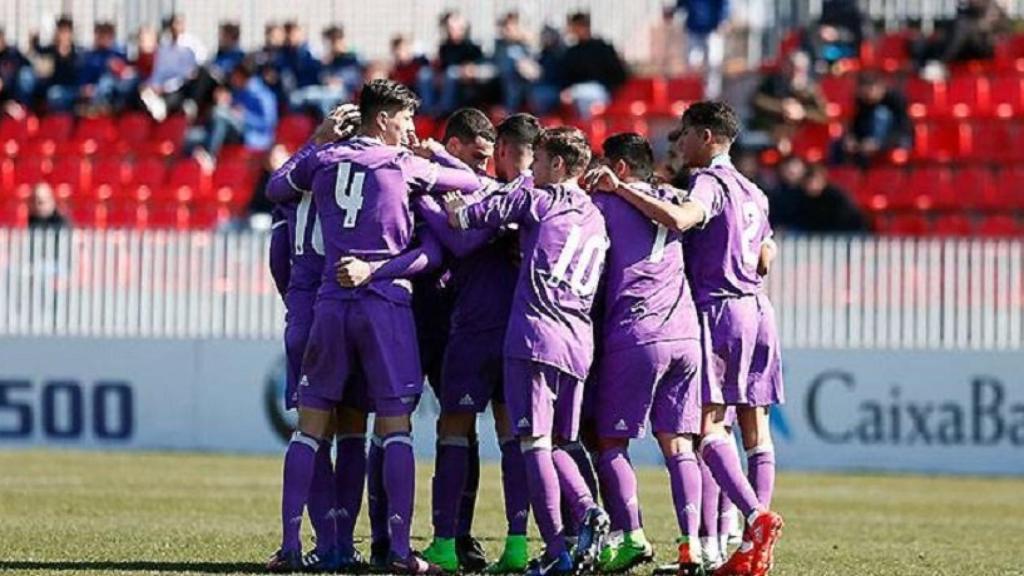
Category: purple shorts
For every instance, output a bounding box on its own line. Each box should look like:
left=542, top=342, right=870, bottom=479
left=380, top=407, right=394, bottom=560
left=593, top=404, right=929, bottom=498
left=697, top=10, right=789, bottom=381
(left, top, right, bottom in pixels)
left=699, top=294, right=784, bottom=407
left=440, top=329, right=505, bottom=413
left=595, top=340, right=703, bottom=438
left=298, top=296, right=423, bottom=415
left=283, top=287, right=317, bottom=410
left=504, top=358, right=583, bottom=440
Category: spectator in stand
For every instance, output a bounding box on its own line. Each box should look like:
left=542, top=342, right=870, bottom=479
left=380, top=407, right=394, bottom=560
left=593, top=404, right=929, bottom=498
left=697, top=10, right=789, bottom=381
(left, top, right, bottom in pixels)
left=805, top=0, right=867, bottom=74
left=767, top=155, right=807, bottom=230
left=942, top=0, right=1010, bottom=62
left=131, top=25, right=159, bottom=82
left=750, top=50, right=828, bottom=154
left=528, top=25, right=566, bottom=114
left=389, top=35, right=429, bottom=94
left=676, top=0, right=729, bottom=98
left=0, top=27, right=33, bottom=118
left=140, top=14, right=207, bottom=121
left=647, top=5, right=687, bottom=77
left=276, top=22, right=321, bottom=98
left=190, top=58, right=277, bottom=162
left=28, top=183, right=67, bottom=229
left=796, top=164, right=868, bottom=232
left=30, top=15, right=78, bottom=112
left=210, top=22, right=245, bottom=81
left=290, top=25, right=363, bottom=117
left=494, top=11, right=539, bottom=112
left=78, top=21, right=130, bottom=112
left=562, top=11, right=628, bottom=118
left=832, top=72, right=911, bottom=166
left=424, top=10, right=495, bottom=116
left=255, top=23, right=286, bottom=105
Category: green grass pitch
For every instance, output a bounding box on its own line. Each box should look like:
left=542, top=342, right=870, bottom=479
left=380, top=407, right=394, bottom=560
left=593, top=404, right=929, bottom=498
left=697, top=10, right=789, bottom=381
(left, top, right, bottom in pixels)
left=1, top=450, right=1023, bottom=575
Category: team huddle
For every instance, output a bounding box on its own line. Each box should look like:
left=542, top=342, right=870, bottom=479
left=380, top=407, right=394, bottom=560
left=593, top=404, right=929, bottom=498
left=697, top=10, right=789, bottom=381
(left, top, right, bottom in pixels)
left=265, top=79, right=784, bottom=576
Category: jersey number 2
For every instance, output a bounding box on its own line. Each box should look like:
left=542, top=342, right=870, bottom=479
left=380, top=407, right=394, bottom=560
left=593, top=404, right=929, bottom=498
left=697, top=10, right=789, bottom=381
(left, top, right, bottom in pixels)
left=334, top=162, right=365, bottom=228
left=740, top=201, right=762, bottom=267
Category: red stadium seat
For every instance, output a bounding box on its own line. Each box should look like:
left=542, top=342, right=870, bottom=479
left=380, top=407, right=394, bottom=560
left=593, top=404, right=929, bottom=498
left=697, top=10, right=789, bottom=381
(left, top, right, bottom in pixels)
left=995, top=33, right=1024, bottom=71
left=861, top=167, right=906, bottom=212
left=73, top=116, right=118, bottom=154
left=212, top=160, right=258, bottom=212
left=46, top=156, right=89, bottom=202
left=951, top=167, right=998, bottom=211
left=1001, top=166, right=1024, bottom=210
left=947, top=75, right=990, bottom=118
left=0, top=200, right=28, bottom=227
left=608, top=77, right=659, bottom=115
left=791, top=123, right=838, bottom=162
left=106, top=202, right=146, bottom=229
left=128, top=158, right=168, bottom=203
left=664, top=75, right=704, bottom=116
left=828, top=166, right=863, bottom=198
left=881, top=214, right=929, bottom=236
left=968, top=120, right=1024, bottom=163
left=905, top=78, right=947, bottom=119
left=144, top=115, right=188, bottom=156
left=219, top=144, right=259, bottom=166
left=117, top=112, right=153, bottom=148
left=163, top=158, right=208, bottom=204
left=38, top=114, right=74, bottom=142
left=913, top=120, right=969, bottom=162
left=12, top=156, right=51, bottom=200
left=933, top=214, right=973, bottom=236
left=989, top=75, right=1024, bottom=118
left=870, top=33, right=911, bottom=72
left=277, top=114, right=315, bottom=148
left=90, top=157, right=129, bottom=202
left=820, top=75, right=857, bottom=119
left=190, top=205, right=228, bottom=230
left=69, top=199, right=108, bottom=229
left=978, top=215, right=1022, bottom=237
left=146, top=202, right=191, bottom=230
left=903, top=167, right=952, bottom=212
left=0, top=114, right=36, bottom=155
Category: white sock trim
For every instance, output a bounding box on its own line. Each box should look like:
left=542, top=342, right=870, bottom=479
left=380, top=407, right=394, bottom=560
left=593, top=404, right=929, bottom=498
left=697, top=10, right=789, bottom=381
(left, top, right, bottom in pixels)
left=747, top=443, right=775, bottom=456
left=382, top=434, right=413, bottom=448
left=370, top=435, right=384, bottom=447
left=438, top=436, right=472, bottom=448
left=291, top=431, right=321, bottom=451
left=520, top=436, right=553, bottom=452
left=699, top=432, right=730, bottom=454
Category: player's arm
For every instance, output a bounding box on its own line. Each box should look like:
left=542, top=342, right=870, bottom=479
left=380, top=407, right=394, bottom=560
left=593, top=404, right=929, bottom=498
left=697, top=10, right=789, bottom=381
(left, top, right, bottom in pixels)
left=400, top=149, right=482, bottom=196
left=268, top=211, right=291, bottom=299
left=448, top=178, right=533, bottom=230
left=335, top=230, right=443, bottom=287
left=585, top=165, right=705, bottom=233
left=758, top=238, right=777, bottom=277
left=267, top=144, right=317, bottom=203
left=414, top=195, right=495, bottom=257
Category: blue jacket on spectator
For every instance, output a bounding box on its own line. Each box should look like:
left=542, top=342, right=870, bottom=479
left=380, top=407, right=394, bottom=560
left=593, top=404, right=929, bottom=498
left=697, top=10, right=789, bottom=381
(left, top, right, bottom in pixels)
left=677, top=0, right=730, bottom=34
left=277, top=44, right=321, bottom=89
left=78, top=45, right=127, bottom=86
left=234, top=77, right=278, bottom=150
left=212, top=47, right=246, bottom=78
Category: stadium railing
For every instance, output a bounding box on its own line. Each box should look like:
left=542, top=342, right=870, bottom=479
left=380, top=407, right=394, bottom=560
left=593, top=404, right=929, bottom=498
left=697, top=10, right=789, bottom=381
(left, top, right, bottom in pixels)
left=0, top=227, right=1021, bottom=349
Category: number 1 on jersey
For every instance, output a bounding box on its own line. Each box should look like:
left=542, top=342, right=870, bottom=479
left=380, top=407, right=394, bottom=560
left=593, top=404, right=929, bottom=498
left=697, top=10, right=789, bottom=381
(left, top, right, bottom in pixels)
left=334, top=162, right=365, bottom=228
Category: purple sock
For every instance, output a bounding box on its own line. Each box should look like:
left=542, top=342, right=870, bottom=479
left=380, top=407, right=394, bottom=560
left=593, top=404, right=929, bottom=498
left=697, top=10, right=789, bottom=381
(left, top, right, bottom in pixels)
left=718, top=492, right=737, bottom=542
left=665, top=451, right=702, bottom=540
left=456, top=439, right=480, bottom=537
left=432, top=438, right=469, bottom=539
left=500, top=438, right=530, bottom=535
left=308, top=442, right=337, bottom=553
left=383, top=433, right=415, bottom=559
left=367, top=436, right=389, bottom=545
left=596, top=448, right=640, bottom=532
left=747, top=445, right=776, bottom=508
left=334, top=434, right=366, bottom=552
left=563, top=442, right=599, bottom=502
left=700, top=434, right=761, bottom=518
left=552, top=447, right=597, bottom=525
left=280, top=432, right=321, bottom=552
left=522, top=445, right=567, bottom=558
left=698, top=458, right=720, bottom=540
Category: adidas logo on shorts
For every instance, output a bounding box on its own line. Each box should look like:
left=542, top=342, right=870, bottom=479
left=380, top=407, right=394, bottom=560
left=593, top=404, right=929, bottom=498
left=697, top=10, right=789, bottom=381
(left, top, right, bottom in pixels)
left=299, top=375, right=310, bottom=387
left=459, top=394, right=475, bottom=406
left=517, top=417, right=530, bottom=428
left=615, top=419, right=628, bottom=431
left=390, top=513, right=403, bottom=524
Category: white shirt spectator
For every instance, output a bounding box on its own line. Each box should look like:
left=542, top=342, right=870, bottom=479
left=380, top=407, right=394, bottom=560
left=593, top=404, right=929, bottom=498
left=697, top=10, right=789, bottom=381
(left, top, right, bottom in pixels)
left=147, top=33, right=208, bottom=92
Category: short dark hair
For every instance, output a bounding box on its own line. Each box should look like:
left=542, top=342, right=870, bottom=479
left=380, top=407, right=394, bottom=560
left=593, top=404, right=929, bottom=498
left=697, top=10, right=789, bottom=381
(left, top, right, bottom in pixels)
left=537, top=126, right=592, bottom=178
left=496, top=113, right=541, bottom=147
left=94, top=21, right=115, bottom=35
left=602, top=132, right=654, bottom=180
left=568, top=11, right=591, bottom=28
left=358, top=79, right=420, bottom=123
left=56, top=15, right=74, bottom=30
left=219, top=22, right=240, bottom=41
left=680, top=101, right=741, bottom=143
left=323, top=25, right=345, bottom=41
left=443, top=108, right=496, bottom=144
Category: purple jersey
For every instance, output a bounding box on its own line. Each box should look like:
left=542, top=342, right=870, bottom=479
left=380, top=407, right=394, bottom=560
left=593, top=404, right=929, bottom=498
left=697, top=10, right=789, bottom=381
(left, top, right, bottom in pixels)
left=684, top=156, right=773, bottom=306
left=287, top=136, right=481, bottom=304
left=266, top=142, right=326, bottom=291
left=417, top=174, right=528, bottom=335
left=593, top=182, right=699, bottom=351
left=460, top=181, right=608, bottom=380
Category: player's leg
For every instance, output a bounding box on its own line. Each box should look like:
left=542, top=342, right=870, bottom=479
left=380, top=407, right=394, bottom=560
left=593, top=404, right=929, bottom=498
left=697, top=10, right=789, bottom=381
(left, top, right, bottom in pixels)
left=334, top=403, right=369, bottom=568
left=424, top=412, right=475, bottom=572
left=367, top=432, right=390, bottom=567
left=304, top=415, right=339, bottom=570
left=506, top=359, right=574, bottom=575
left=455, top=425, right=486, bottom=570
left=489, top=402, right=530, bottom=574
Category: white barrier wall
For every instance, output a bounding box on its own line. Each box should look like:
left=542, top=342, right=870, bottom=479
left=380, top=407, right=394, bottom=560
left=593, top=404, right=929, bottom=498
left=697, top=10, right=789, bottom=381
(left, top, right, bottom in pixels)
left=2, top=337, right=1022, bottom=475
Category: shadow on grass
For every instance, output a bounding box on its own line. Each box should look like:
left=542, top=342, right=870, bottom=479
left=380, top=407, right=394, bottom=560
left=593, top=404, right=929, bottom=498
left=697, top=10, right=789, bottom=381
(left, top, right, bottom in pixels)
left=0, top=561, right=265, bottom=573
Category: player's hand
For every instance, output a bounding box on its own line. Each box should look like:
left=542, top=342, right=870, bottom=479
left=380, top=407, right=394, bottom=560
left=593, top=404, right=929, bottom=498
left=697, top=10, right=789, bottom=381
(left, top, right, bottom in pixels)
left=583, top=165, right=621, bottom=193
left=443, top=192, right=468, bottom=228
left=410, top=137, right=444, bottom=158
left=314, top=103, right=360, bottom=144
left=336, top=256, right=373, bottom=287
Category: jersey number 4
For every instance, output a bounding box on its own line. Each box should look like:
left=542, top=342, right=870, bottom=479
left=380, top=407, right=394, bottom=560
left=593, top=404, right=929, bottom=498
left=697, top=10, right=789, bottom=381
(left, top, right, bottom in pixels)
left=334, top=162, right=365, bottom=229
left=550, top=225, right=608, bottom=296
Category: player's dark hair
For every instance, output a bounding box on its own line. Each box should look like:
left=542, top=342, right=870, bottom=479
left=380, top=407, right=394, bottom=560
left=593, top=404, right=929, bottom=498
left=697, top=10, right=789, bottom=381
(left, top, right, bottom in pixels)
left=680, top=101, right=741, bottom=143
left=358, top=79, right=420, bottom=123
left=602, top=132, right=654, bottom=181
left=496, top=113, right=541, bottom=147
left=443, top=108, right=496, bottom=145
left=536, top=126, right=592, bottom=178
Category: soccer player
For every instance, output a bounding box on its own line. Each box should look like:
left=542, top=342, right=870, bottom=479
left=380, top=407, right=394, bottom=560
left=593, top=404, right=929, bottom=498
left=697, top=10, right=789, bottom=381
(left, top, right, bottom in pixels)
left=270, top=79, right=482, bottom=575
left=416, top=110, right=538, bottom=574
left=584, top=133, right=704, bottom=575
left=447, top=126, right=611, bottom=576
left=588, top=102, right=784, bottom=576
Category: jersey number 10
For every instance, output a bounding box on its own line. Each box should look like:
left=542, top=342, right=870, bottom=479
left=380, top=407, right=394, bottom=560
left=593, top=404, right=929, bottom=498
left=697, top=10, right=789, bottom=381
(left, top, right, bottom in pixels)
left=549, top=225, right=608, bottom=296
